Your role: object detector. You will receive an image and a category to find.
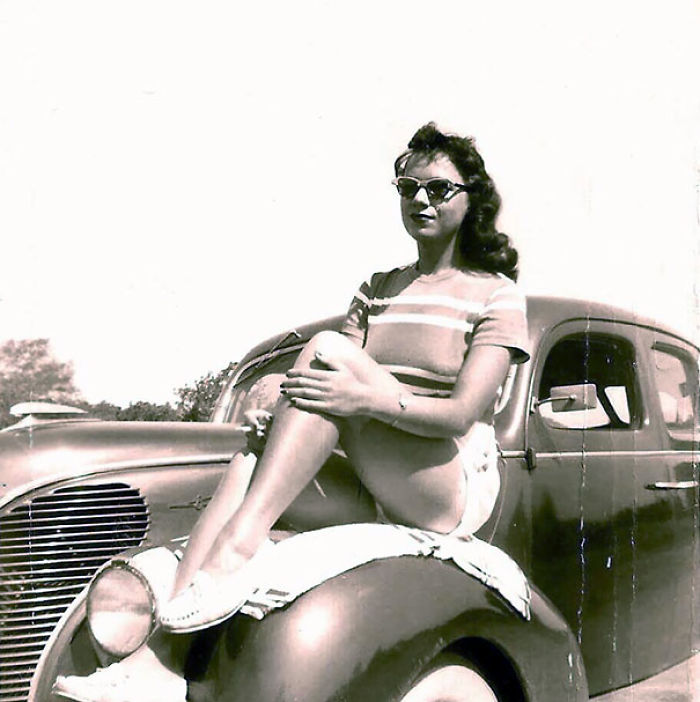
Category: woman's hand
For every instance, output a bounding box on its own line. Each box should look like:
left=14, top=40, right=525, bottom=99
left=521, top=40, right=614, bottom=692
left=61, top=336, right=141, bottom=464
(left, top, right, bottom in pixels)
left=242, top=408, right=274, bottom=455
left=281, top=352, right=370, bottom=417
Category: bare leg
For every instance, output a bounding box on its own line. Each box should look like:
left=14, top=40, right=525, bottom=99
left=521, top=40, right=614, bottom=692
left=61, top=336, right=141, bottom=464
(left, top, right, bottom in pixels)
left=201, top=338, right=343, bottom=576
left=199, top=330, right=466, bottom=578
left=172, top=450, right=257, bottom=593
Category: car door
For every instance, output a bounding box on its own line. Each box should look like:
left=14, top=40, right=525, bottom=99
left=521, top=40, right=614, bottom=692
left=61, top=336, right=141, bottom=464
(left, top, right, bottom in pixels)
left=644, top=333, right=699, bottom=667
left=526, top=319, right=695, bottom=696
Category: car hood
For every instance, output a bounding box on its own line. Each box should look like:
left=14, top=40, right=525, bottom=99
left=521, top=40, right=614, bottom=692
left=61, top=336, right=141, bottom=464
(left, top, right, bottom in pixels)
left=0, top=419, right=245, bottom=500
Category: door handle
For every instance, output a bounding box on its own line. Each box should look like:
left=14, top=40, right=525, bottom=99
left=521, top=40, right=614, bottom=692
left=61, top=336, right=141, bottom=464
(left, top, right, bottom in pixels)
left=645, top=480, right=699, bottom=490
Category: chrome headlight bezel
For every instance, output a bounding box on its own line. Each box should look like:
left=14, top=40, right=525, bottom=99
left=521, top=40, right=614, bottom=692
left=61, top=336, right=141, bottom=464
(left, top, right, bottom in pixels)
left=86, top=559, right=157, bottom=658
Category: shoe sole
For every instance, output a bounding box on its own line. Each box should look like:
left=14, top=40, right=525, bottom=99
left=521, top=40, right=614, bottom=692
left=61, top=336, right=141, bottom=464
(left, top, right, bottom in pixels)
left=53, top=684, right=100, bottom=702
left=54, top=682, right=171, bottom=702
left=160, top=597, right=246, bottom=634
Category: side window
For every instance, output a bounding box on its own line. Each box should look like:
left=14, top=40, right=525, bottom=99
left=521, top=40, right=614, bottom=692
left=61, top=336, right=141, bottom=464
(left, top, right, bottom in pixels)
left=652, top=345, right=698, bottom=434
left=537, top=333, right=642, bottom=430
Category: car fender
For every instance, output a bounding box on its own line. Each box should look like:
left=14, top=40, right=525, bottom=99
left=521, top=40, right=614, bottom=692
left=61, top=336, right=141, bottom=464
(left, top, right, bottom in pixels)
left=31, top=555, right=587, bottom=702
left=188, top=556, right=587, bottom=702
left=28, top=588, right=92, bottom=702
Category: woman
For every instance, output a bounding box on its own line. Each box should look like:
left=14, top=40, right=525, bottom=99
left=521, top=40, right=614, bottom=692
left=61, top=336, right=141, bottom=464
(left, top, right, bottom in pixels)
left=54, top=122, right=529, bottom=702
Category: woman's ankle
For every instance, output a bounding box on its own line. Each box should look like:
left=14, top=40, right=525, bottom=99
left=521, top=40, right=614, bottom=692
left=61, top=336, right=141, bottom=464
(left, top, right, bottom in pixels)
left=200, top=521, right=269, bottom=575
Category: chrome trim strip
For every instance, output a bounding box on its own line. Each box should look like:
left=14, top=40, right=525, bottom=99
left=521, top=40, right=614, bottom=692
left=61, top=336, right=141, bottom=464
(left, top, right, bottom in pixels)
left=211, top=341, right=307, bottom=423
left=0, top=453, right=234, bottom=512
left=647, top=480, right=699, bottom=490
left=534, top=449, right=698, bottom=459
left=233, top=342, right=306, bottom=386
left=27, top=589, right=89, bottom=702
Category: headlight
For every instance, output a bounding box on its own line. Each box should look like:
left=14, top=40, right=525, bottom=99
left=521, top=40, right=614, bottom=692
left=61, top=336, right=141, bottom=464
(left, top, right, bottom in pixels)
left=87, top=547, right=179, bottom=658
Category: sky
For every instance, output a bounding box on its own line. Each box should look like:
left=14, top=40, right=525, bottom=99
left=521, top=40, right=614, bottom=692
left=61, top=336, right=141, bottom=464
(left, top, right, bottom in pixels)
left=1, top=1, right=699, bottom=406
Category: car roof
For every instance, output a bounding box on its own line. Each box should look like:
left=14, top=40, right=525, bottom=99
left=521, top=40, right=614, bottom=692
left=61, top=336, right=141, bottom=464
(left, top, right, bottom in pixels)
left=526, top=295, right=698, bottom=349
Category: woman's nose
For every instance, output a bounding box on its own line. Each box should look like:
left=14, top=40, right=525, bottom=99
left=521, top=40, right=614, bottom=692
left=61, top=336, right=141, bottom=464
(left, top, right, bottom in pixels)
left=412, top=184, right=431, bottom=206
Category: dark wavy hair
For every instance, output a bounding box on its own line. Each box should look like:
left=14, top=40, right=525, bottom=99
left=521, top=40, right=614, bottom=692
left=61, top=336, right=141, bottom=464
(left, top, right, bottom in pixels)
left=394, top=122, right=519, bottom=281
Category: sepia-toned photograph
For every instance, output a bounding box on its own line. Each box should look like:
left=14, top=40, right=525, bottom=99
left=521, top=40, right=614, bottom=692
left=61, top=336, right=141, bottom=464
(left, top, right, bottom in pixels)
left=1, top=2, right=698, bottom=700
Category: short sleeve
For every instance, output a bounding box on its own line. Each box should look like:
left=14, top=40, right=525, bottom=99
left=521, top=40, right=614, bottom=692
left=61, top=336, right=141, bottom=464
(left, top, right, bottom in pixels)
left=339, top=277, right=373, bottom=346
left=471, top=281, right=530, bottom=363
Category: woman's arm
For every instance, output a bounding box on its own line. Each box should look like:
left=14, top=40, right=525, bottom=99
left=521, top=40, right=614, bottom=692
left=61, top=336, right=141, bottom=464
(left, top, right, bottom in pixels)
left=283, top=343, right=512, bottom=439
left=369, top=345, right=512, bottom=437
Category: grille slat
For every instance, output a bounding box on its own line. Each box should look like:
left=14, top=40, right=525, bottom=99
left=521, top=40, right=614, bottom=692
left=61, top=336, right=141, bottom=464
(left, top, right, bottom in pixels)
left=2, top=570, right=110, bottom=586
left=2, top=499, right=145, bottom=517
left=1, top=583, right=87, bottom=600
left=0, top=630, right=55, bottom=642
left=0, top=518, right=149, bottom=536
left=1, top=512, right=147, bottom=528
left=0, top=555, right=113, bottom=570
left=0, top=482, right=149, bottom=702
left=0, top=600, right=77, bottom=616
left=0, top=541, right=132, bottom=568
left=30, top=487, right=139, bottom=500
left=0, top=538, right=149, bottom=555
left=0, top=654, right=40, bottom=665
left=8, top=495, right=145, bottom=509
left=1, top=610, right=69, bottom=626
left=0, top=525, right=150, bottom=544
left=0, top=636, right=56, bottom=648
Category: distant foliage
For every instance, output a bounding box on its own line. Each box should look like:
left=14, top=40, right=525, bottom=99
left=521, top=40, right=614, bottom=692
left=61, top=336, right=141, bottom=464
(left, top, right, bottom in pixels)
left=117, top=401, right=180, bottom=422
left=0, top=339, right=81, bottom=429
left=175, top=364, right=235, bottom=422
left=76, top=400, right=122, bottom=421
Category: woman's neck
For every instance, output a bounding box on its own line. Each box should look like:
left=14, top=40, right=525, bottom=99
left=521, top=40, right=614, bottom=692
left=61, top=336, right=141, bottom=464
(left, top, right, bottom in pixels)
left=415, top=239, right=460, bottom=275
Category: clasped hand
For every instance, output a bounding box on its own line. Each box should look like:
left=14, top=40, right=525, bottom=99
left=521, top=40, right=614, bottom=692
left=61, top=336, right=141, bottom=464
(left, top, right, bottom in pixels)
left=281, top=352, right=368, bottom=417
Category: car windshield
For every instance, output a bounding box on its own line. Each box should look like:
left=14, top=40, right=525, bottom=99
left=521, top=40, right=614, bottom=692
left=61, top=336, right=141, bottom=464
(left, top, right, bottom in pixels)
left=211, top=351, right=300, bottom=425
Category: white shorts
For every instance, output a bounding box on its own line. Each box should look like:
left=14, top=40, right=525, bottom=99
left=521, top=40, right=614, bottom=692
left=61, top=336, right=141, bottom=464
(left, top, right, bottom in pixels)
left=449, top=422, right=501, bottom=538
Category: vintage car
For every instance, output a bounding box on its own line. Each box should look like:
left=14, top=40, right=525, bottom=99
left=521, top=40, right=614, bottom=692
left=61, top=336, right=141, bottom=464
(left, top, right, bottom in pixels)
left=0, top=296, right=697, bottom=701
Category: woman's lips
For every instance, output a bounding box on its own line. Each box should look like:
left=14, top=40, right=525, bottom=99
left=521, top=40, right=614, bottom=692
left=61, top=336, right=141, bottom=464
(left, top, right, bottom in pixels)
left=410, top=212, right=435, bottom=224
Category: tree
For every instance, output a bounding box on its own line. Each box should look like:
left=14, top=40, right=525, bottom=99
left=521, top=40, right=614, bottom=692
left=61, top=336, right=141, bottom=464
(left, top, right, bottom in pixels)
left=0, top=339, right=81, bottom=429
left=116, top=401, right=179, bottom=422
left=0, top=338, right=235, bottom=428
left=175, top=364, right=235, bottom=422
left=75, top=400, right=121, bottom=421
left=73, top=400, right=179, bottom=422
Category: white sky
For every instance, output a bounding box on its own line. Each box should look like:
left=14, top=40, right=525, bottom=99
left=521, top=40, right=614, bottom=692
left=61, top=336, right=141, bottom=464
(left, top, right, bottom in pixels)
left=1, top=1, right=699, bottom=406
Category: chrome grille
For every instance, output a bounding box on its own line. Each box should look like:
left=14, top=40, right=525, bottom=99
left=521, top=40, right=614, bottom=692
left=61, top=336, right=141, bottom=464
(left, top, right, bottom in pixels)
left=0, top=483, right=150, bottom=702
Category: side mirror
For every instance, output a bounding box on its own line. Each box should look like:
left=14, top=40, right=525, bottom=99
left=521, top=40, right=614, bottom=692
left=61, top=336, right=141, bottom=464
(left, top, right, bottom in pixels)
left=535, top=383, right=598, bottom=413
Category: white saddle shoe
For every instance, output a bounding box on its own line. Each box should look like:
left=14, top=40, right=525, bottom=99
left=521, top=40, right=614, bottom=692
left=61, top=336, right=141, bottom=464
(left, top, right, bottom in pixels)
left=160, top=540, right=275, bottom=634
left=52, top=662, right=186, bottom=702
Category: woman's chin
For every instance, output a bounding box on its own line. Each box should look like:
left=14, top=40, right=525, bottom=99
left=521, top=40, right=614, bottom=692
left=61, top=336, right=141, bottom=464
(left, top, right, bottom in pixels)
left=408, top=228, right=455, bottom=246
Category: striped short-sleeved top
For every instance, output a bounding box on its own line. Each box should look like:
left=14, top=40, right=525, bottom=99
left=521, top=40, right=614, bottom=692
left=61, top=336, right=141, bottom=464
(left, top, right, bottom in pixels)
left=340, top=263, right=530, bottom=401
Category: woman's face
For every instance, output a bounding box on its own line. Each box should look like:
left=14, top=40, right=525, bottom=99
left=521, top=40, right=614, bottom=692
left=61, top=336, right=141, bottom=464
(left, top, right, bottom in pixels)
left=399, top=153, right=469, bottom=245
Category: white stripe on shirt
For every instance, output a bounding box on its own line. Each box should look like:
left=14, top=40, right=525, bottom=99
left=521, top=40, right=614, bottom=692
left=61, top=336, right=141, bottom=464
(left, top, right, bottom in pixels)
left=368, top=313, right=474, bottom=333
left=353, top=290, right=371, bottom=306
left=369, top=294, right=485, bottom=314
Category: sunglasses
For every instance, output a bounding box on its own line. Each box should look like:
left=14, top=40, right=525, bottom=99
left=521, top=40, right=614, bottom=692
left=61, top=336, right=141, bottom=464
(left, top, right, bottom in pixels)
left=392, top=176, right=469, bottom=203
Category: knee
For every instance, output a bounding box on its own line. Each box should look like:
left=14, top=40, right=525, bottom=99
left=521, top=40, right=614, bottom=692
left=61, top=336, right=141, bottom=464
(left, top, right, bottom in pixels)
left=305, top=330, right=354, bottom=359
left=294, top=330, right=367, bottom=373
